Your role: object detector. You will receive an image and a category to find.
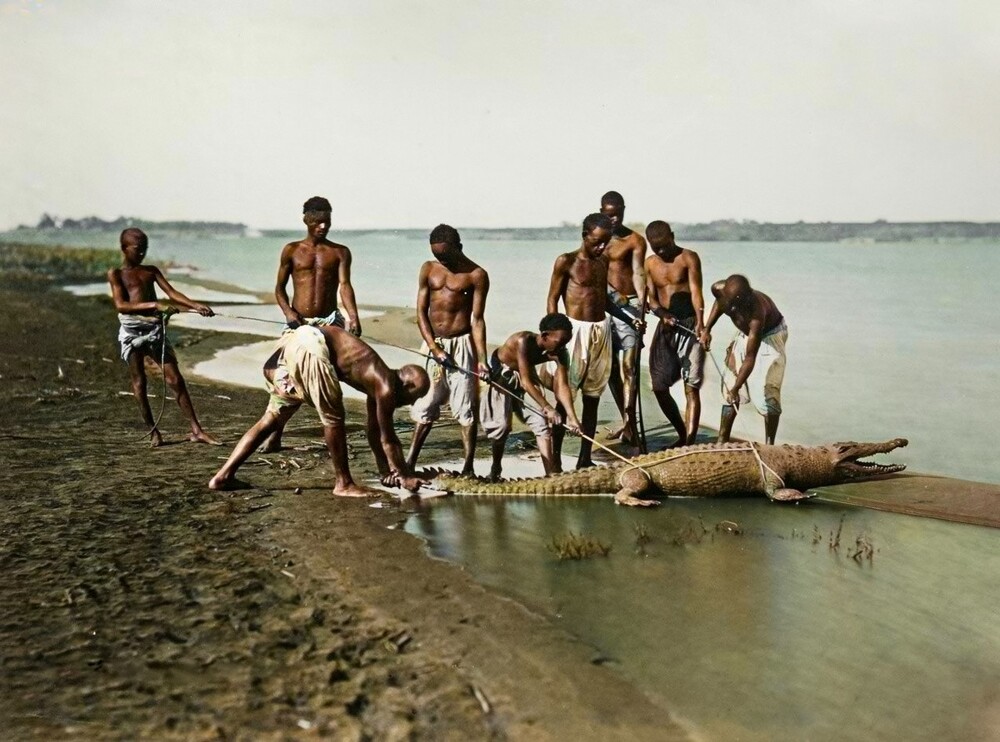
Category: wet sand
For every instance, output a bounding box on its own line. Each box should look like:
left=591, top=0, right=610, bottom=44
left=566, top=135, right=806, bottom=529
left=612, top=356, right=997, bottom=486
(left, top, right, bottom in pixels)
left=0, top=279, right=689, bottom=739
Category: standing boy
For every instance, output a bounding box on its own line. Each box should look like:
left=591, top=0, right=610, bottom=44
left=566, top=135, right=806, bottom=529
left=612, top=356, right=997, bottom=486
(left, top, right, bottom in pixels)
left=545, top=213, right=615, bottom=469
left=264, top=196, right=362, bottom=452
left=599, top=191, right=647, bottom=445
left=700, top=274, right=788, bottom=444
left=644, top=221, right=706, bottom=447
left=407, top=224, right=490, bottom=475
left=480, top=313, right=582, bottom=480
left=107, top=228, right=220, bottom=447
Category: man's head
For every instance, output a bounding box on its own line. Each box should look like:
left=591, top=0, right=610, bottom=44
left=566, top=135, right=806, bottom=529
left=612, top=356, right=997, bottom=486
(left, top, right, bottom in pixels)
left=581, top=213, right=614, bottom=258
left=302, top=196, right=332, bottom=239
left=720, top=274, right=753, bottom=312
left=645, top=220, right=676, bottom=255
left=537, top=312, right=573, bottom=355
left=119, top=227, right=148, bottom=262
left=429, top=223, right=462, bottom=264
left=600, top=190, right=626, bottom=229
left=395, top=364, right=431, bottom=406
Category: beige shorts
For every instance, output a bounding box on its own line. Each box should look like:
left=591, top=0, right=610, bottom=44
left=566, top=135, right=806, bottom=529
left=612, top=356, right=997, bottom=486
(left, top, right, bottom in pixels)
left=265, top=326, right=344, bottom=426
left=480, top=361, right=550, bottom=442
left=539, top=316, right=612, bottom=398
left=409, top=333, right=478, bottom=427
left=724, top=320, right=788, bottom=416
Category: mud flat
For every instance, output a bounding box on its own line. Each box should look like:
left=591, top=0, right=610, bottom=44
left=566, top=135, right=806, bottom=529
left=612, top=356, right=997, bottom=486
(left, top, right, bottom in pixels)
left=0, top=274, right=690, bottom=739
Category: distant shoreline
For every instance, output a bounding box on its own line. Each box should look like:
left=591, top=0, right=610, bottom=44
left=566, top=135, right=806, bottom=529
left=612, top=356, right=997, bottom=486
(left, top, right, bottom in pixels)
left=6, top=218, right=1000, bottom=243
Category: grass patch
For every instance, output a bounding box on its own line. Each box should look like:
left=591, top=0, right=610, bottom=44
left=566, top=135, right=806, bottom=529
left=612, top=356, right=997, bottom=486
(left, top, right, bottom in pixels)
left=549, top=532, right=612, bottom=560
left=0, top=242, right=121, bottom=284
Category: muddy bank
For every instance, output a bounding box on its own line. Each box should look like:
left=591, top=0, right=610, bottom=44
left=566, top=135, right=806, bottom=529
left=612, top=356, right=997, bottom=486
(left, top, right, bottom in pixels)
left=0, top=277, right=687, bottom=740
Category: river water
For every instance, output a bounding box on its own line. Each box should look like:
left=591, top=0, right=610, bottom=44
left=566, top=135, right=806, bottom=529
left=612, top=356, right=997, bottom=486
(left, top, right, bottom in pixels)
left=10, top=229, right=1000, bottom=739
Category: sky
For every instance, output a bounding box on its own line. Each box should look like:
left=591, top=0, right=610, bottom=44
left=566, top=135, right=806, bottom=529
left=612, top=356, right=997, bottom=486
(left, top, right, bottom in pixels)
left=1, top=0, right=998, bottom=230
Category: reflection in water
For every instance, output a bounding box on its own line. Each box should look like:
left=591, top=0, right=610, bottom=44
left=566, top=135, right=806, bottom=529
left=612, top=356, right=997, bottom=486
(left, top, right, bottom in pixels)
left=406, top=496, right=1000, bottom=742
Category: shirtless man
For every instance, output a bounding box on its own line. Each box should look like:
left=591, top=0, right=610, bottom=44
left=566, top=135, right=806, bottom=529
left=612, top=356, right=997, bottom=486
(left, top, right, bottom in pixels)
left=108, top=228, right=220, bottom=447
left=480, top=313, right=582, bottom=480
left=406, top=224, right=490, bottom=475
left=600, top=191, right=647, bottom=446
left=546, top=213, right=615, bottom=469
left=209, top=325, right=429, bottom=496
left=644, top=221, right=706, bottom=447
left=700, top=274, right=788, bottom=444
left=264, top=196, right=362, bottom=452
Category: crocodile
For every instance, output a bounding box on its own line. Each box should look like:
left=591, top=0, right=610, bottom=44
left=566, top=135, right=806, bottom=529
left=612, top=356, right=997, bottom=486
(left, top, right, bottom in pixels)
left=432, top=438, right=909, bottom=507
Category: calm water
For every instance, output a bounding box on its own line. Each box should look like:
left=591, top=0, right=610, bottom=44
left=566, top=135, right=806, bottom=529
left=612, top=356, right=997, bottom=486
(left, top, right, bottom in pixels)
left=11, top=229, right=1000, bottom=739
left=406, top=493, right=1000, bottom=741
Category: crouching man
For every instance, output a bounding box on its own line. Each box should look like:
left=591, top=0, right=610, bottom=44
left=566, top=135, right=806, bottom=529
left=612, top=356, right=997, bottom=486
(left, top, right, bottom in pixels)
left=480, top=313, right=582, bottom=480
left=209, top=325, right=429, bottom=495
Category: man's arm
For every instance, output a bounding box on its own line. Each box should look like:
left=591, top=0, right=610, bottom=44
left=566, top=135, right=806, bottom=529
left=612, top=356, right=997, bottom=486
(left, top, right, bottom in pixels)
left=470, top=269, right=490, bottom=379
left=107, top=268, right=168, bottom=314
left=515, top=338, right=560, bottom=426
left=645, top=264, right=677, bottom=327
left=552, top=364, right=582, bottom=432
left=338, top=248, right=362, bottom=336
left=372, top=385, right=423, bottom=491
left=699, top=280, right=726, bottom=348
left=153, top=268, right=214, bottom=316
left=546, top=255, right=571, bottom=315
left=688, top=252, right=706, bottom=335
left=366, top=396, right=391, bottom=475
left=415, top=262, right=448, bottom=364
left=275, top=243, right=303, bottom=326
left=727, top=318, right=763, bottom=402
left=630, top=235, right=647, bottom=299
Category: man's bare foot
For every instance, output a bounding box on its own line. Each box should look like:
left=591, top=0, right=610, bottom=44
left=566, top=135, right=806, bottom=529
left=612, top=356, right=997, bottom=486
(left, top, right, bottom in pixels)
left=333, top=482, right=380, bottom=498
left=575, top=459, right=596, bottom=470
left=190, top=430, right=223, bottom=446
left=149, top=429, right=164, bottom=448
left=664, top=438, right=687, bottom=450
left=258, top=434, right=282, bottom=453
left=460, top=466, right=476, bottom=478
left=607, top=423, right=637, bottom=445
left=489, top=468, right=503, bottom=483
left=208, top=474, right=251, bottom=491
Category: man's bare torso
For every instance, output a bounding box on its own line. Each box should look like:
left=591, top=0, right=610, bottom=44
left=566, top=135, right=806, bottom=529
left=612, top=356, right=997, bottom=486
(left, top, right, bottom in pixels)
left=647, top=249, right=697, bottom=317
left=286, top=239, right=349, bottom=318
left=727, top=290, right=783, bottom=336
left=424, top=261, right=484, bottom=338
left=110, top=265, right=160, bottom=314
left=559, top=251, right=609, bottom=322
left=605, top=229, right=645, bottom=297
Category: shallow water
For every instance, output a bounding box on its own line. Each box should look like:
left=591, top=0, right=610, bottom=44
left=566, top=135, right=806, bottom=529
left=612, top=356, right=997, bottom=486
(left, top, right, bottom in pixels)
left=406, top=490, right=1000, bottom=741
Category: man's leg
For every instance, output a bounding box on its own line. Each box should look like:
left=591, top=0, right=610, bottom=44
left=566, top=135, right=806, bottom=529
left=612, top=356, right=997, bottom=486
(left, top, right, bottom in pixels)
left=489, top=433, right=507, bottom=481
left=551, top=403, right=567, bottom=473
left=210, top=406, right=296, bottom=489
left=459, top=421, right=478, bottom=477
left=162, top=359, right=220, bottom=445
left=683, top=384, right=701, bottom=445
left=654, top=388, right=686, bottom=447
left=607, top=351, right=626, bottom=432
left=259, top=424, right=285, bottom=453
left=718, top=403, right=738, bottom=443
left=764, top=412, right=780, bottom=445
left=534, top=434, right=556, bottom=475
left=127, top=352, right=162, bottom=447
left=576, top=395, right=600, bottom=469
left=620, top=344, right=639, bottom=443
left=324, top=418, right=373, bottom=497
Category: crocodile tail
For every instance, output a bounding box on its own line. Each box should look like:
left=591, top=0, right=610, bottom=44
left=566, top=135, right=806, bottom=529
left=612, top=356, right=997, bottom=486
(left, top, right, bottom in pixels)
left=435, top=472, right=611, bottom=496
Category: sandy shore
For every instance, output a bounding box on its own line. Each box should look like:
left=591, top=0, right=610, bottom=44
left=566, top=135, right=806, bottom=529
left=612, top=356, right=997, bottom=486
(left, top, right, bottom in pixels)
left=0, top=277, right=690, bottom=739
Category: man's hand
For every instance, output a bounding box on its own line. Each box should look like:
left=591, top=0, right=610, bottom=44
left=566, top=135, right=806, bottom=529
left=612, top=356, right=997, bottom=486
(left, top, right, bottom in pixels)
left=476, top=362, right=491, bottom=382
left=347, top=317, right=362, bottom=337
left=399, top=475, right=427, bottom=493
left=156, top=302, right=178, bottom=317
left=659, top=312, right=677, bottom=327
left=632, top=316, right=647, bottom=333
left=195, top=303, right=214, bottom=317
left=562, top=418, right=582, bottom=436
left=699, top=329, right=711, bottom=349
left=283, top=309, right=304, bottom=329
left=433, top=351, right=455, bottom=370
left=542, top=405, right=561, bottom=426
left=723, top=386, right=737, bottom=405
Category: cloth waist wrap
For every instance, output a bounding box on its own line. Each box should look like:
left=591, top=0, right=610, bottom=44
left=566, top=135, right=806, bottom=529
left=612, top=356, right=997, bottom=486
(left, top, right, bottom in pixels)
left=266, top=326, right=344, bottom=425
left=117, top=313, right=172, bottom=362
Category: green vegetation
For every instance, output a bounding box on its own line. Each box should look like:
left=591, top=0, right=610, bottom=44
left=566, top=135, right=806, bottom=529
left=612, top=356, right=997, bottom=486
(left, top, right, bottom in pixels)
left=0, top=242, right=121, bottom=284
left=548, top=532, right=612, bottom=560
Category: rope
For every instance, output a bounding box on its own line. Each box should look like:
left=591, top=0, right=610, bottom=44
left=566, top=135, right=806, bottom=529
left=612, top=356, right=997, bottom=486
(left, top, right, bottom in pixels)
left=362, top=333, right=652, bottom=474
left=747, top=440, right=786, bottom=490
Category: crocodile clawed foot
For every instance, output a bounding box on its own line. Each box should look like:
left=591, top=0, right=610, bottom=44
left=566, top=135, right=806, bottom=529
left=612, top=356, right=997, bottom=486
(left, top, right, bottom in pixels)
left=614, top=492, right=660, bottom=507
left=769, top=488, right=816, bottom=502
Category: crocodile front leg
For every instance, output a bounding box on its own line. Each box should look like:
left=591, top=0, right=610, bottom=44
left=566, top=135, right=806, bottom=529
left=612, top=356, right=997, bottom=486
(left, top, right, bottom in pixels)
left=613, top=468, right=659, bottom=508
